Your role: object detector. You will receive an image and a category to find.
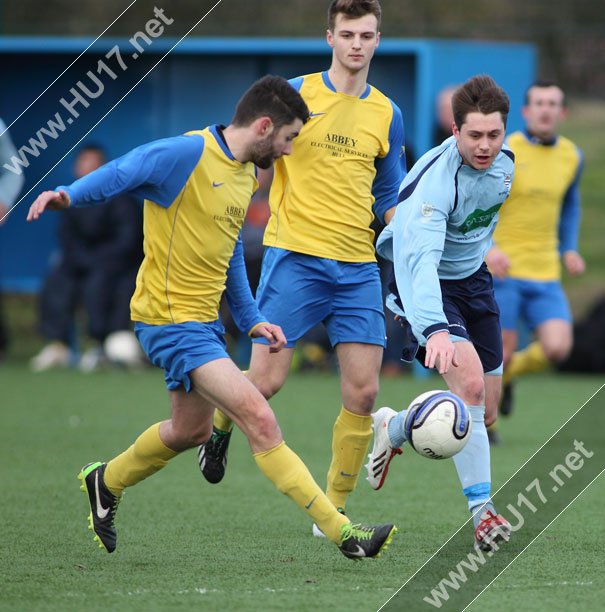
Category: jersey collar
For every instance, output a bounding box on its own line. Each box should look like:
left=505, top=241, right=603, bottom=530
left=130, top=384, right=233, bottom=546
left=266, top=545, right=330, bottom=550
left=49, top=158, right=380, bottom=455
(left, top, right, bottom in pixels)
left=321, top=71, right=371, bottom=99
left=523, top=128, right=558, bottom=147
left=209, top=124, right=237, bottom=160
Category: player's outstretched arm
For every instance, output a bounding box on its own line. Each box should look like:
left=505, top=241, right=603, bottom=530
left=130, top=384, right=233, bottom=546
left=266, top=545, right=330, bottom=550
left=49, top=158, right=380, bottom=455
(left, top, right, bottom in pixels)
left=27, top=190, right=71, bottom=221
left=249, top=322, right=287, bottom=353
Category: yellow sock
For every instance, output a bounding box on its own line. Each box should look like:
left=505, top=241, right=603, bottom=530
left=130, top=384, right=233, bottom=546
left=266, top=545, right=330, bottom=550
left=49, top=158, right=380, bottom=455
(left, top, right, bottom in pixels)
left=505, top=341, right=550, bottom=383
left=213, top=409, right=233, bottom=433
left=104, top=423, right=178, bottom=496
left=326, top=407, right=373, bottom=510
left=254, top=441, right=349, bottom=544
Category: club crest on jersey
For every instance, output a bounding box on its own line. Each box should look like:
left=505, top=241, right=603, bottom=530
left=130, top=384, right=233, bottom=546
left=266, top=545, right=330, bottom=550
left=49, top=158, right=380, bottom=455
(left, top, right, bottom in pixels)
left=499, top=174, right=512, bottom=197
left=421, top=202, right=434, bottom=217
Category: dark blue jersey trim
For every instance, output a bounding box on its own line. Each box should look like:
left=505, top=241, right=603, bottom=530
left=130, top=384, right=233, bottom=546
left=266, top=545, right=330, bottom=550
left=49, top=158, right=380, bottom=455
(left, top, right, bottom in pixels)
left=209, top=124, right=235, bottom=161
left=502, top=148, right=515, bottom=162
left=321, top=71, right=371, bottom=99
left=397, top=150, right=445, bottom=204
left=423, top=322, right=449, bottom=338
left=452, top=164, right=462, bottom=213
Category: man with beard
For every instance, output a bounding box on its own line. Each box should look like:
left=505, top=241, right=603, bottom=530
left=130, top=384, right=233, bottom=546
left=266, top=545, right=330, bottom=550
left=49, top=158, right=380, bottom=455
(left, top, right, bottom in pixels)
left=27, top=75, right=397, bottom=559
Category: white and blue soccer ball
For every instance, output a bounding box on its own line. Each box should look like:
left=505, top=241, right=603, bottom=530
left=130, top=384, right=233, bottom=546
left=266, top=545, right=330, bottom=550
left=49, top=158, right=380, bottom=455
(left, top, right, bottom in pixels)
left=404, top=390, right=471, bottom=460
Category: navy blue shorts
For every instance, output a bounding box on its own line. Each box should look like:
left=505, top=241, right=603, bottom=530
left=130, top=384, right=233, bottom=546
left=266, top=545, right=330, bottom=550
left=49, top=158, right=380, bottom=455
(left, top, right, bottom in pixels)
left=389, top=263, right=503, bottom=373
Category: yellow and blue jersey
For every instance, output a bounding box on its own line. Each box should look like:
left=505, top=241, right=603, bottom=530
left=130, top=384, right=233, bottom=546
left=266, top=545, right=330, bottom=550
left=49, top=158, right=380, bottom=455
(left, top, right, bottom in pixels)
left=59, top=126, right=263, bottom=330
left=263, top=71, right=405, bottom=263
left=493, top=130, right=583, bottom=281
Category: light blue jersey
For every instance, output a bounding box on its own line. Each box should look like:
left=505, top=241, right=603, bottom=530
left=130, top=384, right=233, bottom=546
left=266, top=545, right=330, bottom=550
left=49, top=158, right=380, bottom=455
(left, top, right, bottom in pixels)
left=376, top=136, right=514, bottom=342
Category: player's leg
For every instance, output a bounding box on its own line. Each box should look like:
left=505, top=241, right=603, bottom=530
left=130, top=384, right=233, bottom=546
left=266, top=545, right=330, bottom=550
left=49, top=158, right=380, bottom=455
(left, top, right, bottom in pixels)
left=78, top=321, right=224, bottom=553
left=199, top=248, right=329, bottom=484
left=493, top=277, right=521, bottom=416
left=327, top=342, right=382, bottom=510
left=442, top=341, right=509, bottom=549
left=199, top=346, right=294, bottom=484
left=506, top=281, right=573, bottom=380
left=323, top=261, right=386, bottom=510
left=190, top=358, right=396, bottom=557
left=534, top=318, right=573, bottom=363
left=484, top=372, right=502, bottom=428
left=79, top=385, right=213, bottom=553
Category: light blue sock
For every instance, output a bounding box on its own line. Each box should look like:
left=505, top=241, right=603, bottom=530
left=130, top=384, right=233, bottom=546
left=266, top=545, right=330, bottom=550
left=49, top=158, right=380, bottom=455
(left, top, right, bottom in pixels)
left=452, top=405, right=492, bottom=513
left=387, top=409, right=408, bottom=448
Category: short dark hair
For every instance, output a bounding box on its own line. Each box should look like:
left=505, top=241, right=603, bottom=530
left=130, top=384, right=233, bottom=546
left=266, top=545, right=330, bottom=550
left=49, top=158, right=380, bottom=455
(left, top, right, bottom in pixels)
left=231, top=75, right=309, bottom=129
left=524, top=80, right=566, bottom=106
left=78, top=143, right=106, bottom=159
left=328, top=0, right=382, bottom=31
left=452, top=75, right=510, bottom=129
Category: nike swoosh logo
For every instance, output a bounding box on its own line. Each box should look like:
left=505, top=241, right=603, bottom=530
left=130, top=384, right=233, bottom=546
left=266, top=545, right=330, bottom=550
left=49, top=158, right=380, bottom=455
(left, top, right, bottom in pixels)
left=347, top=544, right=366, bottom=557
left=340, top=471, right=358, bottom=478
left=305, top=495, right=317, bottom=510
left=212, top=181, right=224, bottom=188
left=309, top=112, right=326, bottom=118
left=95, top=472, right=110, bottom=519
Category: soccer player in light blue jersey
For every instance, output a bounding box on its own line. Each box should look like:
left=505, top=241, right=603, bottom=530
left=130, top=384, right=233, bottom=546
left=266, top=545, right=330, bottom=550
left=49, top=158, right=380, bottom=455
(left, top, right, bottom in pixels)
left=366, top=75, right=514, bottom=551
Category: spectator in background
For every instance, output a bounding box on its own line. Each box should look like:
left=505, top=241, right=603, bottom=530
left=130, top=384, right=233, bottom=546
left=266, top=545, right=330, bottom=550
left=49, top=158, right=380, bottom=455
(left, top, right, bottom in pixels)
left=0, top=118, right=25, bottom=362
left=30, top=144, right=144, bottom=372
left=486, top=81, right=585, bottom=418
left=433, top=85, right=458, bottom=146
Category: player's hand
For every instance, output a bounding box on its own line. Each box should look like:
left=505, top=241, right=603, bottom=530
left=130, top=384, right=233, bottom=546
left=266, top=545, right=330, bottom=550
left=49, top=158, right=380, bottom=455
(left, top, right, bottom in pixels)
left=485, top=247, right=510, bottom=279
left=27, top=190, right=71, bottom=221
left=425, top=331, right=458, bottom=374
left=250, top=322, right=287, bottom=353
left=563, top=250, right=585, bottom=277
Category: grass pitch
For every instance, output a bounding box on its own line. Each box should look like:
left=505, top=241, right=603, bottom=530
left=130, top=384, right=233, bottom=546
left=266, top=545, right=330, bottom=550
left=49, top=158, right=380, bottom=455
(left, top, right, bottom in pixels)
left=0, top=365, right=603, bottom=611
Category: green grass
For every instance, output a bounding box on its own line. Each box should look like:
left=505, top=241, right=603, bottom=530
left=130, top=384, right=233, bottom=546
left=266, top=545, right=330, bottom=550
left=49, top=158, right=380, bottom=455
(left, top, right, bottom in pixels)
left=0, top=366, right=603, bottom=611
left=560, top=99, right=605, bottom=315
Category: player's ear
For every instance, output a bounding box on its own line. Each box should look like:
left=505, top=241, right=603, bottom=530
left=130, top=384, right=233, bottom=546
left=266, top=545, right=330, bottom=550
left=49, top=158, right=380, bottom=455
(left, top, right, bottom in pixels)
left=326, top=29, right=334, bottom=48
left=254, top=116, right=274, bottom=137
left=560, top=106, right=569, bottom=121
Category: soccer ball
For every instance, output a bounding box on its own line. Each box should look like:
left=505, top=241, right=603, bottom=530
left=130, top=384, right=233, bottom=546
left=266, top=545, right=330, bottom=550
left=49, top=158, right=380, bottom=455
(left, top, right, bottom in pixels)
left=404, top=390, right=471, bottom=459
left=104, top=331, right=145, bottom=367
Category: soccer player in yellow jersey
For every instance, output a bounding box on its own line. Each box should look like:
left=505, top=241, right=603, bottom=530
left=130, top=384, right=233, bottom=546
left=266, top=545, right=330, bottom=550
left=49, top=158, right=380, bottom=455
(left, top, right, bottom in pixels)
left=199, top=0, right=406, bottom=535
left=27, top=75, right=397, bottom=559
left=486, top=81, right=585, bottom=416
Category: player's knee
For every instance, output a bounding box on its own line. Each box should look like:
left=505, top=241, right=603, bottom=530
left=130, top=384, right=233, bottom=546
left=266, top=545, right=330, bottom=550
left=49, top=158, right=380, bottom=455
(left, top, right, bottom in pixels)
left=248, top=368, right=286, bottom=400
left=179, top=421, right=213, bottom=447
left=458, top=375, right=485, bottom=406
left=244, top=402, right=281, bottom=446
left=255, top=377, right=284, bottom=400
left=543, top=342, right=571, bottom=363
left=358, top=382, right=379, bottom=412
left=342, top=380, right=378, bottom=414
